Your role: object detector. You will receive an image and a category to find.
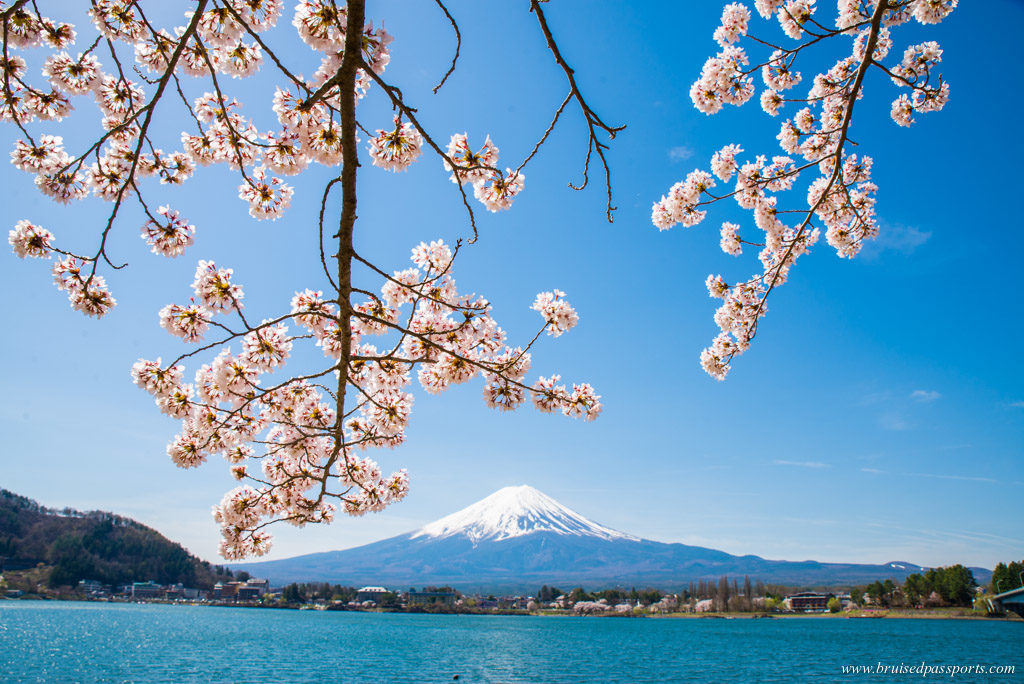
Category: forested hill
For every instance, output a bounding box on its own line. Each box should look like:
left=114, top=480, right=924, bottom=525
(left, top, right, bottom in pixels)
left=0, top=489, right=230, bottom=589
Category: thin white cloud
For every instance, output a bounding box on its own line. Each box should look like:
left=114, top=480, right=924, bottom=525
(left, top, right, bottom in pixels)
left=910, top=389, right=941, bottom=402
left=860, top=469, right=1021, bottom=488
left=880, top=412, right=908, bottom=431
left=910, top=472, right=999, bottom=485
left=773, top=460, right=830, bottom=469
left=1010, top=401, right=1024, bottom=408
left=859, top=390, right=893, bottom=406
left=667, top=145, right=693, bottom=162
left=863, top=520, right=1024, bottom=549
left=862, top=222, right=932, bottom=257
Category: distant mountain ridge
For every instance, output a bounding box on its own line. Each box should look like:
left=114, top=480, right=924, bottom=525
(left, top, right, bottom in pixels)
left=235, top=485, right=993, bottom=592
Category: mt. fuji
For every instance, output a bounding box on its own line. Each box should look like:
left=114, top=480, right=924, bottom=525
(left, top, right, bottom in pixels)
left=233, top=485, right=989, bottom=591
left=410, top=485, right=636, bottom=544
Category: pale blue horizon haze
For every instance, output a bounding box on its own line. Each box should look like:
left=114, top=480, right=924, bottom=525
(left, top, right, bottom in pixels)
left=1, top=1, right=1022, bottom=573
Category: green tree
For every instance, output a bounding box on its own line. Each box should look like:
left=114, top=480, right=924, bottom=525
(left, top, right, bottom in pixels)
left=903, top=574, right=927, bottom=607
left=866, top=581, right=885, bottom=606
left=936, top=565, right=975, bottom=606
left=568, top=587, right=590, bottom=603
left=47, top=533, right=97, bottom=587
left=991, top=561, right=1024, bottom=594
left=716, top=576, right=730, bottom=611
left=282, top=583, right=305, bottom=604
left=827, top=597, right=841, bottom=613
left=537, top=585, right=563, bottom=602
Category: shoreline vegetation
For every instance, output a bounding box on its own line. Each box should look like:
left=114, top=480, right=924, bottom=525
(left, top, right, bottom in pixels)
left=1, top=595, right=1021, bottom=622
left=4, top=490, right=1022, bottom=624
left=4, top=563, right=1022, bottom=623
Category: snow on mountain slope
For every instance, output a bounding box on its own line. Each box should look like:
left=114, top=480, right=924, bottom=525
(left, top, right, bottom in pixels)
left=410, top=485, right=638, bottom=544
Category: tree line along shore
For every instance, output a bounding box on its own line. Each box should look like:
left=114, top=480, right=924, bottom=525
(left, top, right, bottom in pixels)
left=3, top=489, right=1021, bottom=620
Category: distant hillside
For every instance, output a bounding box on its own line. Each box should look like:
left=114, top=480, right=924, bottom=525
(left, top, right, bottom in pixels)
left=235, top=486, right=994, bottom=592
left=0, top=489, right=230, bottom=589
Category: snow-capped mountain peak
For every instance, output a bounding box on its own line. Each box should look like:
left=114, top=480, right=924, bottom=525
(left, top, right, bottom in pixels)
left=410, top=485, right=638, bottom=544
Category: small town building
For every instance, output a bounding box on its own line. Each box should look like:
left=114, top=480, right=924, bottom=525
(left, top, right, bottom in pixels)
left=505, top=596, right=531, bottom=610
left=213, top=581, right=244, bottom=600
left=786, top=592, right=834, bottom=612
left=236, top=586, right=261, bottom=601
left=226, top=578, right=271, bottom=602
left=131, top=581, right=163, bottom=599
left=355, top=586, right=390, bottom=603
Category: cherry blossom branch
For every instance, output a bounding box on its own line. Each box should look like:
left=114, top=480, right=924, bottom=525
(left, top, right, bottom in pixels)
left=655, top=0, right=954, bottom=380
left=356, top=62, right=481, bottom=241
left=529, top=0, right=624, bottom=222
left=7, top=0, right=604, bottom=559
left=747, top=0, right=888, bottom=340
left=430, top=0, right=461, bottom=94
left=322, top=0, right=365, bottom=501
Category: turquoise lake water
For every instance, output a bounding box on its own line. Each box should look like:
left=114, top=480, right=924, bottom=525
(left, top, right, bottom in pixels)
left=0, top=601, right=1021, bottom=682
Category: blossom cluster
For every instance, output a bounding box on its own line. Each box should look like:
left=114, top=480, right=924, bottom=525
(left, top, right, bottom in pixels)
left=888, top=40, right=948, bottom=126
left=3, top=4, right=338, bottom=252
left=367, top=116, right=424, bottom=172
left=141, top=206, right=196, bottom=257
left=51, top=255, right=117, bottom=318
left=5, top=1, right=537, bottom=323
left=658, top=0, right=955, bottom=379
left=9, top=219, right=117, bottom=318
left=128, top=240, right=597, bottom=558
left=444, top=133, right=524, bottom=212
left=531, top=290, right=580, bottom=337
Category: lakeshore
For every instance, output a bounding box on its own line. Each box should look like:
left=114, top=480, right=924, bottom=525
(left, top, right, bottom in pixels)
left=651, top=608, right=1022, bottom=621
left=4, top=595, right=1020, bottom=622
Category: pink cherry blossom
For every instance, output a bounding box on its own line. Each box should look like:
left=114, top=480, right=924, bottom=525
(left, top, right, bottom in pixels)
left=8, top=220, right=54, bottom=259
left=368, top=116, right=424, bottom=172
left=473, top=169, right=525, bottom=212
left=445, top=133, right=499, bottom=185
left=192, top=261, right=244, bottom=312
left=159, top=303, right=211, bottom=343
left=141, top=206, right=196, bottom=257
left=531, top=290, right=579, bottom=337
left=238, top=166, right=293, bottom=220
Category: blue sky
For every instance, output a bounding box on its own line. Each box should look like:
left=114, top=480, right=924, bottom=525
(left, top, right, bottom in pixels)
left=2, top=1, right=1022, bottom=571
